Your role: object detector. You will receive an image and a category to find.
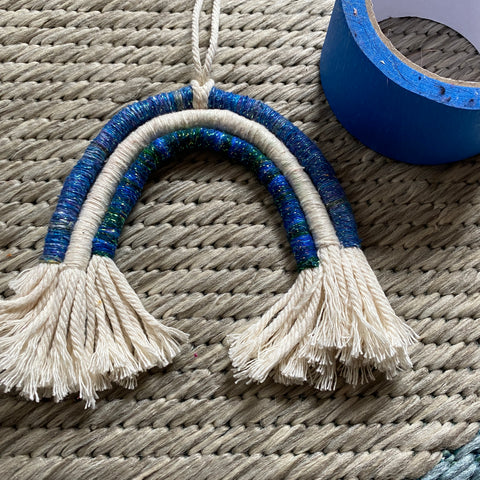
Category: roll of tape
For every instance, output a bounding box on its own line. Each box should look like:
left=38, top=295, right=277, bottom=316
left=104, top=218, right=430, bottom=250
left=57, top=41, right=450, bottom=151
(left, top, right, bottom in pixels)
left=320, top=0, right=480, bottom=165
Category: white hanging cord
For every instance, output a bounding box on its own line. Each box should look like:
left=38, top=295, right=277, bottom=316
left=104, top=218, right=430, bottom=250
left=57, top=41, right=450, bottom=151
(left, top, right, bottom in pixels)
left=191, top=0, right=221, bottom=108
left=192, top=0, right=221, bottom=84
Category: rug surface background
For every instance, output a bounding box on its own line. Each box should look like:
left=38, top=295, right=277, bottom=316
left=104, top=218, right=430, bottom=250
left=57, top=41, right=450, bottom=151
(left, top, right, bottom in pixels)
left=0, top=1, right=479, bottom=479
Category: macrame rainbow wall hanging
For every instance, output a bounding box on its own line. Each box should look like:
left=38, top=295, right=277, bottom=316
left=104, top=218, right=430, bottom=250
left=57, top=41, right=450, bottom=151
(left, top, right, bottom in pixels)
left=0, top=0, right=417, bottom=407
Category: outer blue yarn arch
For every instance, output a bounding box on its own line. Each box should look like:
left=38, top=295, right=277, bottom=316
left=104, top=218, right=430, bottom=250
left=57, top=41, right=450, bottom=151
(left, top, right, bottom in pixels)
left=41, top=86, right=360, bottom=264
left=42, top=87, right=194, bottom=263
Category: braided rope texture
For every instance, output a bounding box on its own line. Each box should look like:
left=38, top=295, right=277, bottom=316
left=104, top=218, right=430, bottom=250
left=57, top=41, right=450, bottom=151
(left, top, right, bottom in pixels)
left=0, top=1, right=479, bottom=478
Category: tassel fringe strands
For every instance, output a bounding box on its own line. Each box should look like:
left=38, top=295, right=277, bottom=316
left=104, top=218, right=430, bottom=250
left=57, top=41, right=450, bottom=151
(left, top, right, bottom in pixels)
left=0, top=260, right=186, bottom=407
left=0, top=0, right=417, bottom=406
left=228, top=245, right=417, bottom=391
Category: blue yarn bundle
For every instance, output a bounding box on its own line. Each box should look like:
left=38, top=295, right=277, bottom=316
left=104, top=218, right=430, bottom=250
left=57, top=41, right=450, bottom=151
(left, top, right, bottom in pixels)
left=421, top=431, right=480, bottom=480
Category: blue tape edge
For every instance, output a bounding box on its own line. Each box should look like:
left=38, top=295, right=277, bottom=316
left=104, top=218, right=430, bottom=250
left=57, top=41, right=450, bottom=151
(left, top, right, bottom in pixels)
left=320, top=0, right=480, bottom=165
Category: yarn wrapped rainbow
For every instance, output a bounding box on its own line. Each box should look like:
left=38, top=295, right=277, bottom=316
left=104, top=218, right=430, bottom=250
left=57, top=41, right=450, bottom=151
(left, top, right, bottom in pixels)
left=0, top=84, right=417, bottom=407
left=0, top=0, right=418, bottom=407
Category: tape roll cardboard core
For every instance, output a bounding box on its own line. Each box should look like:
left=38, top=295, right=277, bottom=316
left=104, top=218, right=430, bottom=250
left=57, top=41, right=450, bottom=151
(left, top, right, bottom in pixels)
left=372, top=0, right=480, bottom=54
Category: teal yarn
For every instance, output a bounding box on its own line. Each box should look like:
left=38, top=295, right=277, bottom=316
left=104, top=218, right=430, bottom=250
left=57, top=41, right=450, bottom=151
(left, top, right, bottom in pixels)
left=421, top=430, right=480, bottom=480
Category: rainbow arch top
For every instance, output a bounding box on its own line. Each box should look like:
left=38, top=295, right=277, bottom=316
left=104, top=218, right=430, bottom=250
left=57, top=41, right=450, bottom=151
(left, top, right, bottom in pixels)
left=42, top=86, right=360, bottom=265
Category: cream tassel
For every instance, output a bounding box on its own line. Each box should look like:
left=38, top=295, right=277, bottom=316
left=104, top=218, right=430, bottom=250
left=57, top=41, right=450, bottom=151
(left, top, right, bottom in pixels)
left=228, top=244, right=417, bottom=391
left=228, top=268, right=321, bottom=384
left=0, top=265, right=97, bottom=404
left=0, top=263, right=60, bottom=335
left=297, top=245, right=348, bottom=371
left=0, top=256, right=188, bottom=407
left=302, top=245, right=416, bottom=389
left=337, top=247, right=417, bottom=381
left=87, top=255, right=188, bottom=387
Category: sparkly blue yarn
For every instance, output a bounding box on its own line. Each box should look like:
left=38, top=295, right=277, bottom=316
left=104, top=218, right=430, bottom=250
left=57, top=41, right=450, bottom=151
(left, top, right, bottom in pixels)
left=41, top=86, right=194, bottom=263
left=92, top=128, right=319, bottom=271
left=43, top=85, right=360, bottom=263
left=208, top=87, right=361, bottom=248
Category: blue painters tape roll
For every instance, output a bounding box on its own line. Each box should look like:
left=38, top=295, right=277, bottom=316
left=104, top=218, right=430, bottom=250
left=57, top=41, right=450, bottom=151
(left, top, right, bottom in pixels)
left=320, top=0, right=480, bottom=165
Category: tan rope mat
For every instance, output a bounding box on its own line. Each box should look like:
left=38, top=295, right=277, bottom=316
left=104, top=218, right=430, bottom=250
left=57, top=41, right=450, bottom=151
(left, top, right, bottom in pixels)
left=0, top=1, right=479, bottom=479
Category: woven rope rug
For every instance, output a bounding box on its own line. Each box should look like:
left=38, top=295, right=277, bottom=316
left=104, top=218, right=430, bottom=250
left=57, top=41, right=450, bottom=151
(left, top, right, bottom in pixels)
left=0, top=1, right=479, bottom=479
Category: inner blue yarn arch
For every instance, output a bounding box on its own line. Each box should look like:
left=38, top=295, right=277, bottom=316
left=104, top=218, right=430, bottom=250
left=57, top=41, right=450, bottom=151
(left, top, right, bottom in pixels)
left=91, top=127, right=320, bottom=272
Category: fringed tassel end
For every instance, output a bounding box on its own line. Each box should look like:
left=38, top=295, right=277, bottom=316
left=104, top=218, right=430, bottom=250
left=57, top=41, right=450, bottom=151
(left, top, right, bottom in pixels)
left=336, top=247, right=418, bottom=379
left=0, top=263, right=60, bottom=335
left=87, top=255, right=188, bottom=389
left=228, top=245, right=418, bottom=391
left=228, top=264, right=327, bottom=386
left=0, top=257, right=188, bottom=408
left=0, top=263, right=100, bottom=405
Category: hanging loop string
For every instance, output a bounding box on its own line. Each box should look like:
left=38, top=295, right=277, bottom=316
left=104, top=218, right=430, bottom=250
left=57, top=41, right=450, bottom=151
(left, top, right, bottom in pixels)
left=191, top=0, right=221, bottom=108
